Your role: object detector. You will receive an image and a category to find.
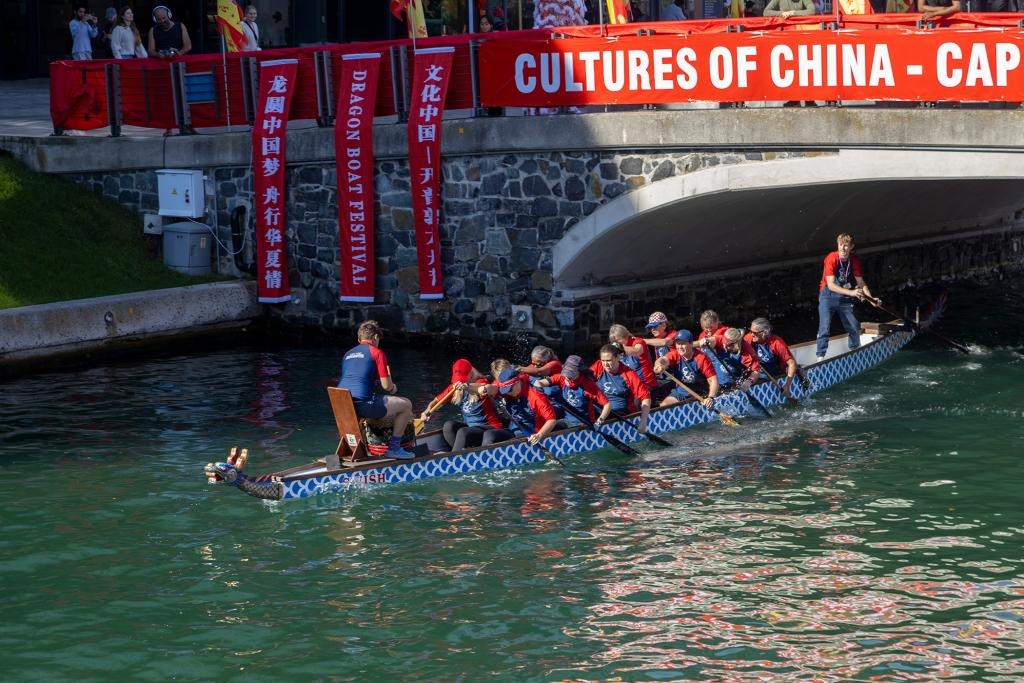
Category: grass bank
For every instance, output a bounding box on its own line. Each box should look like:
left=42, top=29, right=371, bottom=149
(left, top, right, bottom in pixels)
left=0, top=154, right=224, bottom=310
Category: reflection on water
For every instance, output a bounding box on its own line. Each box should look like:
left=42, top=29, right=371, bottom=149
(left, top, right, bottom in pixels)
left=2, top=281, right=1024, bottom=679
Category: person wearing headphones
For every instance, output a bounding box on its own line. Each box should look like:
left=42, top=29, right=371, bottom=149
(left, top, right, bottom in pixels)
left=147, top=5, right=191, bottom=59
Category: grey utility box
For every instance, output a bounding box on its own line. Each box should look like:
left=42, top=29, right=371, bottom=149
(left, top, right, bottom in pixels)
left=162, top=221, right=212, bottom=275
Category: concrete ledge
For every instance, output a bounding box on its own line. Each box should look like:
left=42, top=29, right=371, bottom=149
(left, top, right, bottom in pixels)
left=5, top=108, right=1024, bottom=174
left=0, top=281, right=262, bottom=363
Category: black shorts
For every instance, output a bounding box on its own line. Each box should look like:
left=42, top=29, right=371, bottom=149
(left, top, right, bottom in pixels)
left=353, top=394, right=387, bottom=419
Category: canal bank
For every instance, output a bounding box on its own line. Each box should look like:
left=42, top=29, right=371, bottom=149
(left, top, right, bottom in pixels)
left=4, top=100, right=1024, bottom=350
left=0, top=281, right=261, bottom=377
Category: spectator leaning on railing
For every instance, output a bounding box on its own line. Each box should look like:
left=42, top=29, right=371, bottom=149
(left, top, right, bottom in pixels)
left=111, top=7, right=148, bottom=59
left=918, top=0, right=960, bottom=20
left=762, top=0, right=815, bottom=17
left=148, top=5, right=191, bottom=59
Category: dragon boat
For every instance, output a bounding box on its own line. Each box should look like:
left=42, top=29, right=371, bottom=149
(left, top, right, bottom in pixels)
left=205, top=319, right=920, bottom=502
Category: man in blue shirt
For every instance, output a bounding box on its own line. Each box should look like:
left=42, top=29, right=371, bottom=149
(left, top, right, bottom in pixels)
left=69, top=5, right=99, bottom=60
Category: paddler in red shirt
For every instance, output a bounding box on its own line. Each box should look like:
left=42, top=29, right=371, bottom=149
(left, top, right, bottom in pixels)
left=744, top=317, right=799, bottom=397
left=589, top=344, right=652, bottom=432
left=418, top=358, right=506, bottom=452
left=495, top=367, right=559, bottom=445
left=536, top=354, right=613, bottom=426
left=642, top=311, right=677, bottom=360
left=608, top=323, right=657, bottom=388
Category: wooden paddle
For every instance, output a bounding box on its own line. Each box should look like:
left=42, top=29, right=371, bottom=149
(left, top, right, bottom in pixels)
left=553, top=397, right=641, bottom=456
left=413, top=384, right=457, bottom=435
left=865, top=296, right=971, bottom=355
left=659, top=372, right=739, bottom=426
left=760, top=367, right=799, bottom=407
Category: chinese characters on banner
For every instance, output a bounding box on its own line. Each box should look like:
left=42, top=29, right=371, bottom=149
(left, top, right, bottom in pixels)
left=407, top=47, right=454, bottom=300
left=252, top=59, right=298, bottom=303
left=335, top=53, right=382, bottom=303
left=479, top=30, right=1024, bottom=106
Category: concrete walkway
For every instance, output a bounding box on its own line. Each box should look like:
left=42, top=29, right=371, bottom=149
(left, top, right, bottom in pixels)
left=0, top=78, right=163, bottom=138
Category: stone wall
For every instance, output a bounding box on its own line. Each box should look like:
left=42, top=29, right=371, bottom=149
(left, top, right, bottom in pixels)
left=67, top=148, right=1024, bottom=355
left=69, top=149, right=817, bottom=350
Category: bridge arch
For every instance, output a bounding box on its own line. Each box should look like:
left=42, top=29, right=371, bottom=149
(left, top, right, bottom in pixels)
left=552, top=148, right=1024, bottom=294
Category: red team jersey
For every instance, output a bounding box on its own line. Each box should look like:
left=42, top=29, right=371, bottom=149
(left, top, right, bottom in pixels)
left=661, top=349, right=718, bottom=381
left=433, top=377, right=504, bottom=429
left=708, top=338, right=761, bottom=376
left=742, top=333, right=794, bottom=366
left=589, top=360, right=651, bottom=412
left=548, top=373, right=609, bottom=422
left=819, top=252, right=863, bottom=292
left=623, top=335, right=657, bottom=388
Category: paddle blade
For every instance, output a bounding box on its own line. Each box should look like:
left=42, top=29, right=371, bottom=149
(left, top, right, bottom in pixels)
left=412, top=418, right=425, bottom=435
left=719, top=413, right=740, bottom=427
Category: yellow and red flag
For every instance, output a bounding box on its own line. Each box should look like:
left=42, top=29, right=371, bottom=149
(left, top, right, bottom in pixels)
left=216, top=0, right=246, bottom=52
left=390, top=0, right=427, bottom=38
left=606, top=0, right=631, bottom=23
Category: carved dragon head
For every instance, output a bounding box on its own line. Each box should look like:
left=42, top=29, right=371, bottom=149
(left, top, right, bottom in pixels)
left=205, top=447, right=249, bottom=486
left=204, top=448, right=284, bottom=500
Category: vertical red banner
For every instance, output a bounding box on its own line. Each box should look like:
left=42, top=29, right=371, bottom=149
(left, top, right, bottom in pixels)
left=252, top=59, right=298, bottom=304
left=335, top=53, right=381, bottom=303
left=407, top=47, right=454, bottom=300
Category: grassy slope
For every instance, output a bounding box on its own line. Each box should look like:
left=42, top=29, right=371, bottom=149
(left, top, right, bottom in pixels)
left=0, top=154, right=223, bottom=309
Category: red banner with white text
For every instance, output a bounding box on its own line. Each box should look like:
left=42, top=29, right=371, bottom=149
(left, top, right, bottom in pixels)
left=253, top=59, right=298, bottom=303
left=480, top=29, right=1024, bottom=105
left=408, top=47, right=454, bottom=300
left=335, top=53, right=381, bottom=303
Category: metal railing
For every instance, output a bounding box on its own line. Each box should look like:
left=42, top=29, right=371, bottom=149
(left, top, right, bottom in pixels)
left=49, top=12, right=1024, bottom=137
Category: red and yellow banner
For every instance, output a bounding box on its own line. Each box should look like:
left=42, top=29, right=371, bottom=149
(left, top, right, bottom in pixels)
left=480, top=29, right=1024, bottom=105
left=390, top=0, right=428, bottom=39
left=408, top=47, right=454, bottom=300
left=253, top=59, right=299, bottom=304
left=216, top=0, right=246, bottom=52
left=606, top=0, right=631, bottom=23
left=335, top=53, right=382, bottom=303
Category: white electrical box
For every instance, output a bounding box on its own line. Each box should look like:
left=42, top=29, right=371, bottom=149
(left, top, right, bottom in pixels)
left=156, top=169, right=205, bottom=218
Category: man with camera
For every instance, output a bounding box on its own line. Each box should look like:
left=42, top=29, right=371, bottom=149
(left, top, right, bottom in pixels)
left=69, top=5, right=99, bottom=60
left=147, top=5, right=192, bottom=59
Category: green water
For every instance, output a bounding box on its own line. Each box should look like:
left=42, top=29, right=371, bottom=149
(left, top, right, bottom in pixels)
left=2, top=301, right=1023, bottom=681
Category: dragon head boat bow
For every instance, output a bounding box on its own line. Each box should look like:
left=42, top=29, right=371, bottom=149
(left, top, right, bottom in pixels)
left=205, top=447, right=283, bottom=500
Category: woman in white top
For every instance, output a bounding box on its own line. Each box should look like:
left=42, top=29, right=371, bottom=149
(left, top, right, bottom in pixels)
left=110, top=6, right=147, bottom=59
left=242, top=5, right=261, bottom=51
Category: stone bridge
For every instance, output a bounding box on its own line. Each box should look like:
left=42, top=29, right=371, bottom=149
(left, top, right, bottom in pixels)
left=5, top=107, right=1024, bottom=349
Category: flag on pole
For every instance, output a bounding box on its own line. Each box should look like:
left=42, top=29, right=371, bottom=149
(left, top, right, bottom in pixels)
left=390, top=0, right=427, bottom=38
left=217, top=0, right=247, bottom=51
left=606, top=0, right=630, bottom=23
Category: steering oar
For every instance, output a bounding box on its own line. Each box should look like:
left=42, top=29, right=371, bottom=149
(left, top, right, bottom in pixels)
left=865, top=296, right=971, bottom=355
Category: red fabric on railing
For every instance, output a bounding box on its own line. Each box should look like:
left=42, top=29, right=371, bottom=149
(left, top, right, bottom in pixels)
left=48, top=14, right=1024, bottom=132
left=49, top=61, right=108, bottom=130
